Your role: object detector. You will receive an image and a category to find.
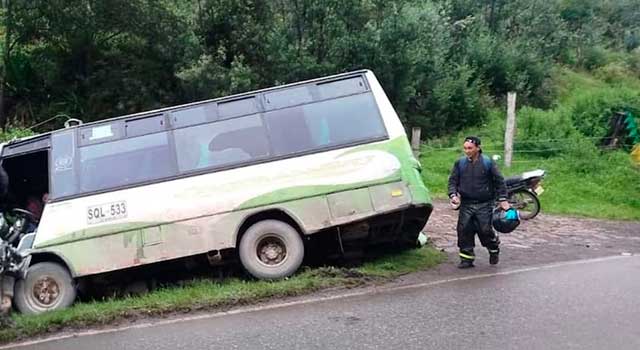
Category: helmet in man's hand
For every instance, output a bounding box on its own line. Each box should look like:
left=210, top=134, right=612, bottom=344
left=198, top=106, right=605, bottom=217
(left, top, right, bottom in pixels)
left=492, top=208, right=520, bottom=233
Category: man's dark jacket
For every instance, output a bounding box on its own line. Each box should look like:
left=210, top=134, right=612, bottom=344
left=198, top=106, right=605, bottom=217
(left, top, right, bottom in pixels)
left=448, top=155, right=508, bottom=203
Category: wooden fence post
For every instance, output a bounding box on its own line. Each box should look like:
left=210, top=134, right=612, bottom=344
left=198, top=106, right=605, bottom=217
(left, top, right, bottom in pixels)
left=411, top=127, right=421, bottom=157
left=504, top=92, right=517, bottom=168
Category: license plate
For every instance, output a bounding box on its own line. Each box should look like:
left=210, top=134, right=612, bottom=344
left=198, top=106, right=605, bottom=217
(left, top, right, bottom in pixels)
left=534, top=185, right=544, bottom=195
left=87, top=201, right=128, bottom=225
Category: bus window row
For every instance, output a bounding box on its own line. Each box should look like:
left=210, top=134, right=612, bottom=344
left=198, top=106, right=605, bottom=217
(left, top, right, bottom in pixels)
left=52, top=92, right=387, bottom=198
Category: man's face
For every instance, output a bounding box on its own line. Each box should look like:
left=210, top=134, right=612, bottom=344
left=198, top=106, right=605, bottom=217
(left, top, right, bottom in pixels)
left=463, top=141, right=479, bottom=158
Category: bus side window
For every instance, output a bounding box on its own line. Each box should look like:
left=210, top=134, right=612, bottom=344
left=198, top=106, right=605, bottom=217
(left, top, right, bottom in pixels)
left=303, top=93, right=386, bottom=146
left=264, top=106, right=314, bottom=156
left=209, top=126, right=265, bottom=158
left=304, top=115, right=331, bottom=147
left=173, top=115, right=270, bottom=172
left=50, top=130, right=78, bottom=199
left=78, top=132, right=175, bottom=193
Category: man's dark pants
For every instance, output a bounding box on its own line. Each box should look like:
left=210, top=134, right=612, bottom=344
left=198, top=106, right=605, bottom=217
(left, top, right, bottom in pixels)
left=457, top=201, right=500, bottom=262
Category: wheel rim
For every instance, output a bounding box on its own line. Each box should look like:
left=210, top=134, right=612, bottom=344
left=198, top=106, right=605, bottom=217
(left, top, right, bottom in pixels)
left=32, top=276, right=61, bottom=307
left=256, top=236, right=287, bottom=267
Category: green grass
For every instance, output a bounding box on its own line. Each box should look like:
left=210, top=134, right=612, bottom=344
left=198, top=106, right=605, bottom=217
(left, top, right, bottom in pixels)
left=357, top=247, right=446, bottom=277
left=0, top=246, right=445, bottom=344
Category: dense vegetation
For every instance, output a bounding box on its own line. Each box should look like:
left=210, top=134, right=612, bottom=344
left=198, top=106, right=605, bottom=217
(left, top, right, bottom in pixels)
left=1, top=0, right=640, bottom=137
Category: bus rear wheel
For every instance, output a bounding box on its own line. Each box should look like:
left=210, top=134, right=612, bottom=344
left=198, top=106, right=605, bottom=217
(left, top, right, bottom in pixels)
left=14, top=262, right=76, bottom=315
left=239, top=220, right=304, bottom=280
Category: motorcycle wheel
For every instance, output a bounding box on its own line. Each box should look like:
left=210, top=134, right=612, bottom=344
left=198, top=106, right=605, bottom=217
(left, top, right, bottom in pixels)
left=508, top=190, right=540, bottom=220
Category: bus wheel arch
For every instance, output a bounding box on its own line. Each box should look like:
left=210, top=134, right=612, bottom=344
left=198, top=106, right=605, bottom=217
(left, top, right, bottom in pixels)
left=236, top=209, right=306, bottom=246
left=27, top=252, right=77, bottom=278
left=237, top=210, right=306, bottom=280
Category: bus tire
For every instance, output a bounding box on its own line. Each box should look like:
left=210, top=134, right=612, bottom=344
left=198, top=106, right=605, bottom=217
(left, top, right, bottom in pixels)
left=239, top=220, right=304, bottom=280
left=14, top=262, right=76, bottom=315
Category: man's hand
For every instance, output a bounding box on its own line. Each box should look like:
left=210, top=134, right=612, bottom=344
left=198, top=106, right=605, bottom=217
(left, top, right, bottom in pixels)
left=450, top=194, right=460, bottom=207
left=499, top=200, right=510, bottom=211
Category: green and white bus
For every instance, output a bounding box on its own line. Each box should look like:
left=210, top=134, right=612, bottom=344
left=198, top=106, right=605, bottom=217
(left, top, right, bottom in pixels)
left=0, top=70, right=432, bottom=314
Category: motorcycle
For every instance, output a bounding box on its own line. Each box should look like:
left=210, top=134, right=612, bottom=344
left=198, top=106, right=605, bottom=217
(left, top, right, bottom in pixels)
left=504, top=169, right=546, bottom=220
left=0, top=208, right=37, bottom=314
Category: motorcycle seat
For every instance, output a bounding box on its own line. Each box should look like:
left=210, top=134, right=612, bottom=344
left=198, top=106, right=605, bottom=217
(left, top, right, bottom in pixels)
left=521, top=169, right=545, bottom=180
left=505, top=176, right=522, bottom=186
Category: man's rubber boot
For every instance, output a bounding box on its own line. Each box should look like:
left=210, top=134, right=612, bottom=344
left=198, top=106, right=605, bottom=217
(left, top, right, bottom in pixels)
left=489, top=253, right=499, bottom=265
left=458, top=259, right=474, bottom=269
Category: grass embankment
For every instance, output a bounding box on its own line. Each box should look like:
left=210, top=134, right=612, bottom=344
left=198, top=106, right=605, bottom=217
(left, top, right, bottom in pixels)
left=0, top=246, right=445, bottom=344
left=420, top=68, right=640, bottom=220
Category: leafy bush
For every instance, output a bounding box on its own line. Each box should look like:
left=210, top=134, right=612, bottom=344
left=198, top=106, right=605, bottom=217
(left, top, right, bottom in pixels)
left=0, top=128, right=34, bottom=142
left=515, top=107, right=577, bottom=157
left=408, top=63, right=489, bottom=137
left=464, top=30, right=555, bottom=108
left=626, top=49, right=640, bottom=77
left=561, top=135, right=606, bottom=174
left=593, top=62, right=634, bottom=84
left=582, top=46, right=610, bottom=70
left=567, top=86, right=640, bottom=139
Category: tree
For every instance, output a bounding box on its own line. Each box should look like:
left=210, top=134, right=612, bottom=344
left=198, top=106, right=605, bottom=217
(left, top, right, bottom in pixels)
left=1, top=0, right=192, bottom=128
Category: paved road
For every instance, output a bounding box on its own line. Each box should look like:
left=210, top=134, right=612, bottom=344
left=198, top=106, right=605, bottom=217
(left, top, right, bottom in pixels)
left=8, top=255, right=640, bottom=350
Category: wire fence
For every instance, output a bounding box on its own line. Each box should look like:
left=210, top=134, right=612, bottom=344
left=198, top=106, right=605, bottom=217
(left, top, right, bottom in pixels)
left=420, top=136, right=636, bottom=154
left=421, top=147, right=570, bottom=153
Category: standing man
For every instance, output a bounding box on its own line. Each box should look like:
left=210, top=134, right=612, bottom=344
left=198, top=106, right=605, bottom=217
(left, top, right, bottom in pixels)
left=448, top=136, right=510, bottom=268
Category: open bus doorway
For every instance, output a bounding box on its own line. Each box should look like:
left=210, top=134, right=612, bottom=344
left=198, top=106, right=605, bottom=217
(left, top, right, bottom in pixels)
left=1, top=150, right=50, bottom=233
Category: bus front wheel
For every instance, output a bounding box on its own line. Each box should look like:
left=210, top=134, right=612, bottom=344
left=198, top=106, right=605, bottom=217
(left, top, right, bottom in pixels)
left=239, top=220, right=304, bottom=280
left=14, top=262, right=76, bottom=315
